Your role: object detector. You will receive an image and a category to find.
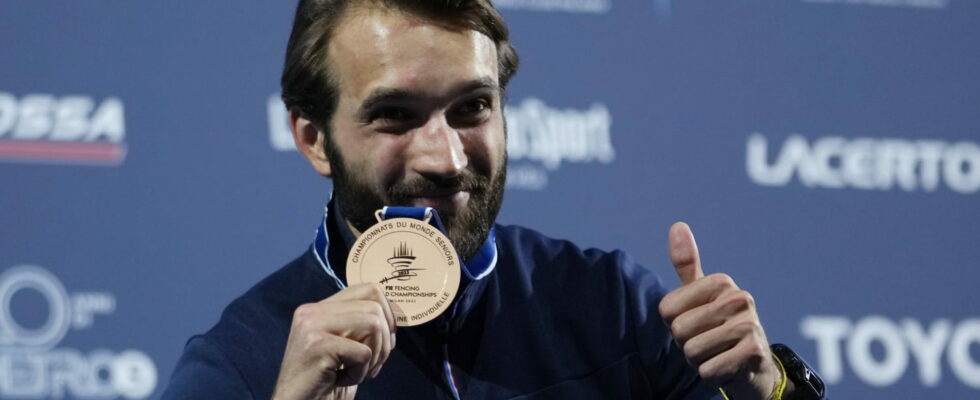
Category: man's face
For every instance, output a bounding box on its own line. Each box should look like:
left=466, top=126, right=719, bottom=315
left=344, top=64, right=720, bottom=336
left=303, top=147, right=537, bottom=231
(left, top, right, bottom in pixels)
left=324, top=7, right=507, bottom=260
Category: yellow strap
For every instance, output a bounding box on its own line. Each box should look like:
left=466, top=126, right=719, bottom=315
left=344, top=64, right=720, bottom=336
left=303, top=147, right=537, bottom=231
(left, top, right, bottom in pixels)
left=770, top=352, right=788, bottom=400
left=717, top=352, right=788, bottom=400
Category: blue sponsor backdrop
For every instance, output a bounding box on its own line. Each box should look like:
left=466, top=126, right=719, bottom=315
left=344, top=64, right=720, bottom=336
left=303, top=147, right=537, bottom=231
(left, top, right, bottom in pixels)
left=2, top=0, right=978, bottom=398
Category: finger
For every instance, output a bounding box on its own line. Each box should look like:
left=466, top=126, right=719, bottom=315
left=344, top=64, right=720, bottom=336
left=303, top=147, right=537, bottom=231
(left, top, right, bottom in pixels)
left=323, top=282, right=385, bottom=303
left=669, top=222, right=704, bottom=286
left=364, top=301, right=393, bottom=379
left=328, top=305, right=391, bottom=378
left=325, top=283, right=396, bottom=335
left=363, top=311, right=387, bottom=379
left=369, top=283, right=397, bottom=337
left=669, top=288, right=756, bottom=343
left=370, top=329, right=393, bottom=379
left=322, top=335, right=373, bottom=387
left=659, top=273, right=739, bottom=322
left=668, top=301, right=726, bottom=344
left=696, top=336, right=768, bottom=388
left=681, top=321, right=742, bottom=366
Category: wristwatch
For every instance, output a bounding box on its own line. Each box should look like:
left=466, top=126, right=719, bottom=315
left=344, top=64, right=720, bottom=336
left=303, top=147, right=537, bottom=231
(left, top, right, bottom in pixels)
left=770, top=343, right=826, bottom=400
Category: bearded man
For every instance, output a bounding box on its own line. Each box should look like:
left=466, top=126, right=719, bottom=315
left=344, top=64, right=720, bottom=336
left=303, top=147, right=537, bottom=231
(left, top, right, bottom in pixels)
left=162, top=1, right=825, bottom=399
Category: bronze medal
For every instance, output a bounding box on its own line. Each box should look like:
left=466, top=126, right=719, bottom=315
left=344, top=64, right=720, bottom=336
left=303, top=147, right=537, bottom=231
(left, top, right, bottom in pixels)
left=346, top=210, right=461, bottom=327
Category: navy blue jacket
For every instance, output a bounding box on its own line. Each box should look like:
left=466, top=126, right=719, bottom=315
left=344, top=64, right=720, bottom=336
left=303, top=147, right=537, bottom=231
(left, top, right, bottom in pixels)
left=162, top=214, right=721, bottom=399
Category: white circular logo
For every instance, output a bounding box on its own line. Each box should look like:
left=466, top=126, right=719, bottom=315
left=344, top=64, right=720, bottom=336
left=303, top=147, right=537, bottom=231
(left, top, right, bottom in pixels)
left=0, top=265, right=71, bottom=350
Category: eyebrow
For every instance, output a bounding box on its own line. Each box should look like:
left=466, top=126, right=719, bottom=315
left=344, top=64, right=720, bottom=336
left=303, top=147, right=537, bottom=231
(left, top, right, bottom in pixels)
left=357, top=77, right=500, bottom=115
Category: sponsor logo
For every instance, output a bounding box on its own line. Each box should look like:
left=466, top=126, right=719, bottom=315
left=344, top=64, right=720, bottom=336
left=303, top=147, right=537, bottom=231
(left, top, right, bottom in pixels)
left=505, top=97, right=616, bottom=190
left=747, top=133, right=980, bottom=194
left=0, top=92, right=127, bottom=165
left=802, top=315, right=980, bottom=388
left=0, top=265, right=156, bottom=399
left=800, top=0, right=948, bottom=9
left=494, top=0, right=611, bottom=14
left=268, top=95, right=617, bottom=191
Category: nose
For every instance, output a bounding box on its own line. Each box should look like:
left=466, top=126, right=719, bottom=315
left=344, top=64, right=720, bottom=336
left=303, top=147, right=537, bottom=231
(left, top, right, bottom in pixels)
left=408, top=115, right=468, bottom=180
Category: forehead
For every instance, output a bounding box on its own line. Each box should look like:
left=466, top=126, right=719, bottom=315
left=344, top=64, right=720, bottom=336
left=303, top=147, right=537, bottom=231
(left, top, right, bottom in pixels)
left=327, top=6, right=499, bottom=100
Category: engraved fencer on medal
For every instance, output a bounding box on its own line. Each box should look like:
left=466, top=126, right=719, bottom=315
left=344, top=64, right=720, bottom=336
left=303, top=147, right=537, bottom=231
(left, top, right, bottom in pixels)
left=346, top=207, right=461, bottom=327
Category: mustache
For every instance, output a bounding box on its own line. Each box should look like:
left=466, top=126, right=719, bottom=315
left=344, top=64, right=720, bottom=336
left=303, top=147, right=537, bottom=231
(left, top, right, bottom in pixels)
left=386, top=171, right=489, bottom=201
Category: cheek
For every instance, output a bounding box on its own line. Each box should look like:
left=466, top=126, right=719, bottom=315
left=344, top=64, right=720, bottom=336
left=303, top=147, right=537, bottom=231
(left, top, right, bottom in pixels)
left=464, top=137, right=502, bottom=179
left=476, top=115, right=507, bottom=172
left=331, top=123, right=405, bottom=190
left=364, top=136, right=411, bottom=188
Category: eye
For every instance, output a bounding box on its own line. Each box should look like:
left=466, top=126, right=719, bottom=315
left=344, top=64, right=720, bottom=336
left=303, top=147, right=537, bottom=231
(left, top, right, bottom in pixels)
left=456, top=98, right=491, bottom=116
left=371, top=106, right=413, bottom=122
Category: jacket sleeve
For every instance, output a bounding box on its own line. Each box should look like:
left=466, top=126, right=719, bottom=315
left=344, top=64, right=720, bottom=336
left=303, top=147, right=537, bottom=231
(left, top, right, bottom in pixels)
left=160, top=335, right=254, bottom=400
left=616, top=251, right=725, bottom=400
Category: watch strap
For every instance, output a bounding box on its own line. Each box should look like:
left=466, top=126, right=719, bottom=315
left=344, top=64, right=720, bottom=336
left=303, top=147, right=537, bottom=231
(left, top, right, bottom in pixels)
left=770, top=343, right=826, bottom=400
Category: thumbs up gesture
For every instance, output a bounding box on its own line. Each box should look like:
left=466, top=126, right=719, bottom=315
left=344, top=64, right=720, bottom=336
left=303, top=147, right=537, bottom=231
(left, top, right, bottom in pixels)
left=658, top=222, right=786, bottom=400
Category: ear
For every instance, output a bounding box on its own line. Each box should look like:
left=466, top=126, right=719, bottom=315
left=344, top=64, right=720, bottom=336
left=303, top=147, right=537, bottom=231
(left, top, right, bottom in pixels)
left=289, top=108, right=333, bottom=177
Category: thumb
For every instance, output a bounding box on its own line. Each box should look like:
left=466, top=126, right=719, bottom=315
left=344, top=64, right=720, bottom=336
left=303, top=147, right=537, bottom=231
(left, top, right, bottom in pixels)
left=668, top=222, right=704, bottom=285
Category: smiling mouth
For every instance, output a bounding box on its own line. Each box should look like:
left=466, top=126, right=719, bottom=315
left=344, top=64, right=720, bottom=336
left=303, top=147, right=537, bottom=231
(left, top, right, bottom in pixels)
left=408, top=190, right=471, bottom=211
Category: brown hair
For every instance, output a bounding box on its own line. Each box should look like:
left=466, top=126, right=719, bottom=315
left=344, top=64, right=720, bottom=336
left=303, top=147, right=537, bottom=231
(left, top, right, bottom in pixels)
left=280, top=0, right=520, bottom=132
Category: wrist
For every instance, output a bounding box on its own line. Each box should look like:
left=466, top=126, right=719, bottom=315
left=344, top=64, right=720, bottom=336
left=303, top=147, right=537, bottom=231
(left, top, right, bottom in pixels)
left=767, top=350, right=789, bottom=400
left=720, top=344, right=825, bottom=400
left=717, top=354, right=783, bottom=400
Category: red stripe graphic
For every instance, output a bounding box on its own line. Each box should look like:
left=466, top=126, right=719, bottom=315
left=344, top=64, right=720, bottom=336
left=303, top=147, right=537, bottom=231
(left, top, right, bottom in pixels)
left=0, top=139, right=126, bottom=164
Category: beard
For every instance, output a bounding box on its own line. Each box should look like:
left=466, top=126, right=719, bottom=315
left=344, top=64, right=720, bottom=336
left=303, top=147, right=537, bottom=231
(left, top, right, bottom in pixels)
left=328, top=145, right=506, bottom=261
